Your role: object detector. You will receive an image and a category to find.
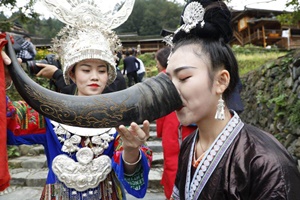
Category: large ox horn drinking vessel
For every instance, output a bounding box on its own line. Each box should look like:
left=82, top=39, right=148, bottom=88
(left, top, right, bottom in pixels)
left=5, top=34, right=182, bottom=128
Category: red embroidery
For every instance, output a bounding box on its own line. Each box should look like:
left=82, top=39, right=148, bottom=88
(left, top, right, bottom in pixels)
left=7, top=99, right=46, bottom=135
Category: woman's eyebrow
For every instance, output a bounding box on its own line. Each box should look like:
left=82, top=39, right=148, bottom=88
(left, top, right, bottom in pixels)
left=173, top=66, right=197, bottom=75
left=80, top=63, right=92, bottom=67
left=80, top=64, right=106, bottom=68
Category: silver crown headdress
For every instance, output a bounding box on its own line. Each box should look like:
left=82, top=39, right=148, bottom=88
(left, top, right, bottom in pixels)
left=42, top=0, right=135, bottom=84
left=163, top=1, right=205, bottom=47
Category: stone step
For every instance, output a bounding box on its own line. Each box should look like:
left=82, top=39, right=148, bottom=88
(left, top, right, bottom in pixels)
left=8, top=152, right=164, bottom=188
left=146, top=140, right=162, bottom=153
left=9, top=168, right=48, bottom=187
left=9, top=167, right=163, bottom=190
left=149, top=123, right=157, bottom=132
left=0, top=186, right=45, bottom=200
left=9, top=155, right=47, bottom=169
left=17, top=145, right=45, bottom=156
left=0, top=186, right=165, bottom=200
left=149, top=130, right=159, bottom=140
left=152, top=151, right=163, bottom=166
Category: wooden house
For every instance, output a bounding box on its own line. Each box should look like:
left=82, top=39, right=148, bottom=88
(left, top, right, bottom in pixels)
left=231, top=8, right=300, bottom=49
left=120, top=8, right=300, bottom=52
left=118, top=33, right=165, bottom=54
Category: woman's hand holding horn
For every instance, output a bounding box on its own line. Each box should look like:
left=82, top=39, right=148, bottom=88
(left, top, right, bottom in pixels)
left=117, top=120, right=150, bottom=174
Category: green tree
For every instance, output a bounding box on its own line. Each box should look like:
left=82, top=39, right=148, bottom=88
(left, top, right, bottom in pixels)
left=22, top=17, right=63, bottom=39
left=286, top=0, right=300, bottom=23
left=116, top=0, right=183, bottom=35
left=276, top=0, right=300, bottom=27
left=0, top=0, right=39, bottom=31
left=116, top=0, right=147, bottom=34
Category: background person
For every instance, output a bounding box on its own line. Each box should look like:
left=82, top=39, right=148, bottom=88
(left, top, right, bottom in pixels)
left=155, top=46, right=171, bottom=73
left=123, top=51, right=140, bottom=87
left=106, top=51, right=127, bottom=92
left=165, top=0, right=300, bottom=199
left=16, top=35, right=36, bottom=63
left=134, top=50, right=146, bottom=82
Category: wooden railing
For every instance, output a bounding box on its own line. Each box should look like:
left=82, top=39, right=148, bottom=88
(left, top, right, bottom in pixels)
left=239, top=29, right=282, bottom=46
left=233, top=31, right=244, bottom=45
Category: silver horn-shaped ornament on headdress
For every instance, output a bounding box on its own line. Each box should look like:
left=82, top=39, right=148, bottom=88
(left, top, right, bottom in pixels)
left=5, top=35, right=183, bottom=128
left=42, top=0, right=137, bottom=85
left=42, top=0, right=135, bottom=29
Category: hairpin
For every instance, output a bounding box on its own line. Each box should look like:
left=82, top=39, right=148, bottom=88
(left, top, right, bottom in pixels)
left=175, top=1, right=205, bottom=34
left=163, top=1, right=205, bottom=47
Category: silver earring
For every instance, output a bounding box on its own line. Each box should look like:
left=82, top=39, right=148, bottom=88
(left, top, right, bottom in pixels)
left=215, top=94, right=225, bottom=120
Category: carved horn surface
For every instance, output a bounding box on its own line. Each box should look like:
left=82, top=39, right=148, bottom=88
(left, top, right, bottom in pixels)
left=5, top=34, right=182, bottom=128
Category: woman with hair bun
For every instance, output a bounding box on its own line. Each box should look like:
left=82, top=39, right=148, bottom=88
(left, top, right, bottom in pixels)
left=165, top=0, right=300, bottom=199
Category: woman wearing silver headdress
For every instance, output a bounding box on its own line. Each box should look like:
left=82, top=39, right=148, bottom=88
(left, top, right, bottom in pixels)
left=163, top=0, right=300, bottom=199
left=4, top=0, right=155, bottom=199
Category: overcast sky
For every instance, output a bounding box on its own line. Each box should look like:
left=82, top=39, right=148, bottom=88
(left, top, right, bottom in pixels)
left=176, top=0, right=292, bottom=10
left=227, top=0, right=292, bottom=10
left=0, top=0, right=294, bottom=19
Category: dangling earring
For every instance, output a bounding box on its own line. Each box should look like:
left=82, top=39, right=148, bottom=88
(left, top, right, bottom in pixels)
left=215, top=94, right=225, bottom=120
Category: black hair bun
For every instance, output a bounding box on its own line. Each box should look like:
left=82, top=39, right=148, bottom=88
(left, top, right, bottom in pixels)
left=173, top=0, right=232, bottom=43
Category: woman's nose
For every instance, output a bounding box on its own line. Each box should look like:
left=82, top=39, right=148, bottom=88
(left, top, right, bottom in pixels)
left=90, top=70, right=99, bottom=80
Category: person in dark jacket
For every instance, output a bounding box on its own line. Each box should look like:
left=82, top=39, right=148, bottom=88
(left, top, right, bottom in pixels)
left=123, top=51, right=140, bottom=87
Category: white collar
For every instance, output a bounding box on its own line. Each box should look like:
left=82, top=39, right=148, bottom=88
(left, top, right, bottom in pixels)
left=50, top=120, right=116, bottom=137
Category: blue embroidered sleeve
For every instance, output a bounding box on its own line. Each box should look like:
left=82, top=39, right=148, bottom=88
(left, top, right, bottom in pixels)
left=112, top=149, right=150, bottom=198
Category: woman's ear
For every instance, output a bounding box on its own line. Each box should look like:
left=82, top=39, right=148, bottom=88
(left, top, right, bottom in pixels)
left=215, top=69, right=230, bottom=94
